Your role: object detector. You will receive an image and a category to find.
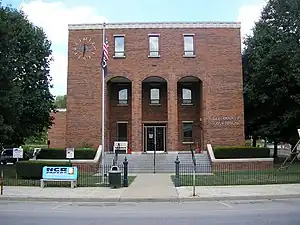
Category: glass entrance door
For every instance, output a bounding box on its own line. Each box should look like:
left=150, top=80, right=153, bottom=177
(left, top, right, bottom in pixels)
left=144, top=125, right=166, bottom=152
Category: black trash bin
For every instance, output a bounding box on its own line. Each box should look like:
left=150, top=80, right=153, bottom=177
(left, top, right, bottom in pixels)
left=108, top=165, right=122, bottom=188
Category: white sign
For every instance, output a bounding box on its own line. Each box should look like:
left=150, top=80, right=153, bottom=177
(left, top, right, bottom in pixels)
left=298, top=129, right=300, bottom=138
left=66, top=148, right=75, bottom=159
left=13, top=147, right=23, bottom=159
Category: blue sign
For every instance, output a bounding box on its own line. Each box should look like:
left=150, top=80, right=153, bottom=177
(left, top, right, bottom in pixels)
left=42, top=166, right=78, bottom=180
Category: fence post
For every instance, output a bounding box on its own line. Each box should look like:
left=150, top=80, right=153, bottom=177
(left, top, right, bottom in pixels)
left=0, top=169, right=3, bottom=195
left=175, top=156, right=180, bottom=187
left=0, top=145, right=3, bottom=195
left=123, top=156, right=128, bottom=187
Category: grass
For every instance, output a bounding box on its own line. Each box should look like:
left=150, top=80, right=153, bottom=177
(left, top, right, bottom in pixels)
left=171, top=164, right=300, bottom=186
left=0, top=165, right=136, bottom=187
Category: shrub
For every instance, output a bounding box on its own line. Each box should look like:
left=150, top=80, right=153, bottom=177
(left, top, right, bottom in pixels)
left=16, top=161, right=72, bottom=179
left=213, top=146, right=270, bottom=159
left=36, top=148, right=96, bottom=160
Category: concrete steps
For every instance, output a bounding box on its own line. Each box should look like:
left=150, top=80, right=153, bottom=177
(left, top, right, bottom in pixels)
left=102, top=151, right=211, bottom=173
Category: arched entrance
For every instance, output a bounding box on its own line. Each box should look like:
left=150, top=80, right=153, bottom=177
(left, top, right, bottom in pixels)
left=177, top=76, right=204, bottom=151
left=142, top=76, right=167, bottom=153
left=107, top=76, right=132, bottom=152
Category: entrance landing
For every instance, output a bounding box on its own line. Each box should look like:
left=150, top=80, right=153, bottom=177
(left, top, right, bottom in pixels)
left=121, top=174, right=178, bottom=200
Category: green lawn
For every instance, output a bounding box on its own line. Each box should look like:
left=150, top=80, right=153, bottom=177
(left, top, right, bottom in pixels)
left=172, top=165, right=300, bottom=186
left=1, top=165, right=135, bottom=187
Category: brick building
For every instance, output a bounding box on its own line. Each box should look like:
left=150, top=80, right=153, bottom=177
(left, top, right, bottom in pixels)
left=49, top=21, right=245, bottom=152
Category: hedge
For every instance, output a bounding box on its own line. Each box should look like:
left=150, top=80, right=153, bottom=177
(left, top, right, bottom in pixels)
left=16, top=161, right=72, bottom=179
left=213, top=146, right=270, bottom=159
left=36, top=148, right=96, bottom=160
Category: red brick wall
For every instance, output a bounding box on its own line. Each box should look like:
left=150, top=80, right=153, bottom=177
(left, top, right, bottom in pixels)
left=73, top=162, right=99, bottom=173
left=66, top=25, right=244, bottom=151
left=206, top=144, right=274, bottom=172
left=212, top=161, right=274, bottom=172
left=48, top=111, right=66, bottom=148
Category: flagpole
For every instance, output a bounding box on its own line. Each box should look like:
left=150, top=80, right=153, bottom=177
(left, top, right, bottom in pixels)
left=101, top=22, right=106, bottom=184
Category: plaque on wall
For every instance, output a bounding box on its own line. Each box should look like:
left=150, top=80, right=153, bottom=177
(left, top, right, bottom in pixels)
left=210, top=116, right=242, bottom=127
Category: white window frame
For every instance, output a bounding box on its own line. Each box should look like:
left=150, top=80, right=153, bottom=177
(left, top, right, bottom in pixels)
left=113, top=34, right=125, bottom=58
left=183, top=34, right=195, bottom=57
left=148, top=34, right=160, bottom=57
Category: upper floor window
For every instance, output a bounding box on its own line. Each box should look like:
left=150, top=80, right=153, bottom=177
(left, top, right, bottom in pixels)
left=182, top=88, right=192, bottom=104
left=150, top=88, right=160, bottom=104
left=149, top=35, right=160, bottom=57
left=183, top=34, right=195, bottom=56
left=118, top=88, right=128, bottom=104
left=114, top=35, right=125, bottom=57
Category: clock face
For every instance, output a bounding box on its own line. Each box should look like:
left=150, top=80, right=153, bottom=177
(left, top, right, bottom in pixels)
left=72, top=37, right=96, bottom=60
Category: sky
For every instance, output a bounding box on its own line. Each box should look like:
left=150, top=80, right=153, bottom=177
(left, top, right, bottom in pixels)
left=2, top=0, right=267, bottom=97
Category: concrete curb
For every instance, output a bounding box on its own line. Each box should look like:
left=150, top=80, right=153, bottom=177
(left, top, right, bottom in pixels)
left=1, top=194, right=300, bottom=203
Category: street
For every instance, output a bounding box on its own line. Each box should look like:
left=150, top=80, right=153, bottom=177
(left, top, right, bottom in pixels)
left=0, top=198, right=300, bottom=225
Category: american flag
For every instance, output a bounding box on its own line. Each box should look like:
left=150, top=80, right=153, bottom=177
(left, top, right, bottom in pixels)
left=101, top=30, right=109, bottom=76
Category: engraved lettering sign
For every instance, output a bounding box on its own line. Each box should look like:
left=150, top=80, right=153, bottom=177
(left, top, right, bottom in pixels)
left=210, top=116, right=241, bottom=127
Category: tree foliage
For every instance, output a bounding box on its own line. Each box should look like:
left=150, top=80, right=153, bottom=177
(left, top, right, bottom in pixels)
left=243, top=0, right=300, bottom=148
left=0, top=5, right=56, bottom=145
left=55, top=95, right=66, bottom=108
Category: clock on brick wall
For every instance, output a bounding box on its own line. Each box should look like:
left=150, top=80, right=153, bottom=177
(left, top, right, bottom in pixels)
left=72, top=37, right=96, bottom=60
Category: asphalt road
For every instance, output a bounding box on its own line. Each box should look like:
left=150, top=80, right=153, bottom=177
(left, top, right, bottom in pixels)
left=0, top=198, right=300, bottom=225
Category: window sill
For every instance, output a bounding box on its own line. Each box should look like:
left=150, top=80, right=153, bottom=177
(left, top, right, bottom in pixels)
left=149, top=103, right=161, bottom=106
left=148, top=55, right=160, bottom=58
left=182, top=142, right=194, bottom=144
left=113, top=55, right=126, bottom=59
left=183, top=55, right=196, bottom=58
left=181, top=103, right=193, bottom=106
left=117, top=103, right=129, bottom=106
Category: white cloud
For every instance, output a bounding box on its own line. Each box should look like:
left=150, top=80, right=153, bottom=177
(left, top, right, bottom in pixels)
left=237, top=0, right=267, bottom=48
left=19, top=0, right=107, bottom=96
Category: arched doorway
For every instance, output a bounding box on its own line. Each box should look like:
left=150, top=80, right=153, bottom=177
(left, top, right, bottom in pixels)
left=142, top=76, right=167, bottom=153
left=107, top=76, right=132, bottom=153
left=177, top=76, right=203, bottom=151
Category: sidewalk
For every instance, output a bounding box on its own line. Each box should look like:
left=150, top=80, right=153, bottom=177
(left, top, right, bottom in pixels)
left=1, top=174, right=300, bottom=202
left=121, top=173, right=178, bottom=200
left=176, top=183, right=300, bottom=201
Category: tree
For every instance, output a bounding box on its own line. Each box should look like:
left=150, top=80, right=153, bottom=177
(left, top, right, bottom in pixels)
left=55, top=95, right=66, bottom=108
left=243, top=0, right=300, bottom=157
left=0, top=5, right=56, bottom=146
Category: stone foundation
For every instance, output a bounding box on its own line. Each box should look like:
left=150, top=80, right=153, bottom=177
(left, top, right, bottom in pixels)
left=212, top=160, right=274, bottom=172
left=206, top=144, right=274, bottom=172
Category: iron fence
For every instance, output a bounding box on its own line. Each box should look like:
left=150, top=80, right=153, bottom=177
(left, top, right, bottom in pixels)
left=173, top=162, right=300, bottom=186
left=0, top=161, right=132, bottom=187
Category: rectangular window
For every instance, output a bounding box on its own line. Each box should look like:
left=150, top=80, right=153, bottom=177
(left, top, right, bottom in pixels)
left=117, top=122, right=128, bottom=141
left=118, top=88, right=128, bottom=104
left=182, top=88, right=192, bottom=104
left=114, top=35, right=125, bottom=57
left=182, top=122, right=193, bottom=142
left=149, top=35, right=159, bottom=57
left=183, top=35, right=194, bottom=56
left=150, top=88, right=160, bottom=104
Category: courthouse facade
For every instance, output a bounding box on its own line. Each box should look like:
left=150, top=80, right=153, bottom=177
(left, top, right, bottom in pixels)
left=49, top=21, right=245, bottom=152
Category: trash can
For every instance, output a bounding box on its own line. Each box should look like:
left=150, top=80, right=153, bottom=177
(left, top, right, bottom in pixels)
left=108, top=165, right=122, bottom=188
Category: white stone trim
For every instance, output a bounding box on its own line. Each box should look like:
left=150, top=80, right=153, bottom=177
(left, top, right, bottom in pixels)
left=30, top=144, right=102, bottom=163
left=183, top=33, right=195, bottom=36
left=56, top=108, right=66, bottom=112
left=68, top=22, right=241, bottom=30
left=207, top=144, right=274, bottom=163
